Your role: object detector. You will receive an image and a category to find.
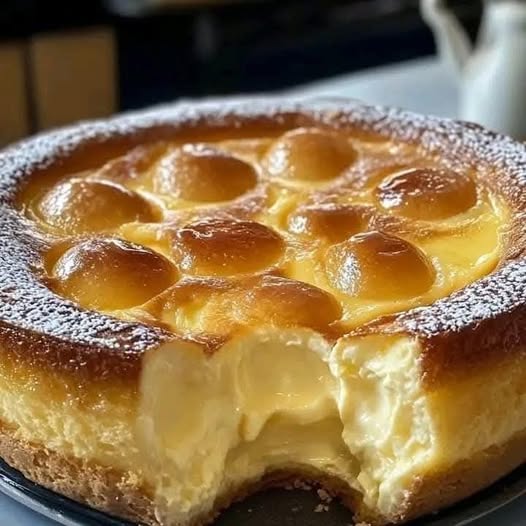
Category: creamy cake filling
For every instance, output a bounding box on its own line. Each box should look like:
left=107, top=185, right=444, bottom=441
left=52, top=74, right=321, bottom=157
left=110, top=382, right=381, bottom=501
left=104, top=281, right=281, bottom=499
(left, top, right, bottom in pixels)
left=0, top=328, right=525, bottom=525
left=137, top=330, right=434, bottom=523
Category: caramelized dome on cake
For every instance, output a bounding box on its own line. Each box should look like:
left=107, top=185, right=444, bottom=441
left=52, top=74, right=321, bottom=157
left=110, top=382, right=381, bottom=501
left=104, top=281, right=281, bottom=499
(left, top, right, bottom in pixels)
left=0, top=98, right=525, bottom=526
left=170, top=218, right=284, bottom=276
left=325, top=230, right=436, bottom=300
left=152, top=144, right=258, bottom=202
left=145, top=274, right=342, bottom=336
left=35, top=178, right=159, bottom=234
left=374, top=167, right=478, bottom=219
left=287, top=203, right=368, bottom=242
left=241, top=274, right=343, bottom=330
left=51, top=237, right=177, bottom=310
left=262, top=127, right=357, bottom=181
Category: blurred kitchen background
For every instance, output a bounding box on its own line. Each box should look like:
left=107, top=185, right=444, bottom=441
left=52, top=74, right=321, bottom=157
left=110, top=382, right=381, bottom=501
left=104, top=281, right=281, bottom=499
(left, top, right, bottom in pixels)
left=0, top=0, right=482, bottom=147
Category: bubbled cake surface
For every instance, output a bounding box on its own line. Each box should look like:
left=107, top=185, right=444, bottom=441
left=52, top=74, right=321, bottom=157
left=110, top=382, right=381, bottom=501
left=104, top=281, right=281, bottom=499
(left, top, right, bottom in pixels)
left=18, top=120, right=507, bottom=344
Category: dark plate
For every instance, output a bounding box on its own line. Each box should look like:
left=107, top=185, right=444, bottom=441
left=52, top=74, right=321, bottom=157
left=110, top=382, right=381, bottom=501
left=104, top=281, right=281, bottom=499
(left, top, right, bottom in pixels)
left=0, top=457, right=524, bottom=526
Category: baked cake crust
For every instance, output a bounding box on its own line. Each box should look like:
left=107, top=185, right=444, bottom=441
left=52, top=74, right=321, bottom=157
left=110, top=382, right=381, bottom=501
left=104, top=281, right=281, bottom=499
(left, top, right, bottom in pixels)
left=0, top=421, right=525, bottom=526
left=0, top=97, right=525, bottom=524
left=1, top=98, right=525, bottom=385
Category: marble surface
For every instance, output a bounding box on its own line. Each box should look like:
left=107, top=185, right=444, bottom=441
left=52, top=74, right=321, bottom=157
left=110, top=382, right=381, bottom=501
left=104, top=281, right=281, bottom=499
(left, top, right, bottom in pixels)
left=1, top=56, right=524, bottom=525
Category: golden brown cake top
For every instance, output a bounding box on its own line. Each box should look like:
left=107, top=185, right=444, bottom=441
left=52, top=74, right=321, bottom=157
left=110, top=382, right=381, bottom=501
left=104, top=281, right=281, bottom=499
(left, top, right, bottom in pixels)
left=1, top=98, right=525, bottom=387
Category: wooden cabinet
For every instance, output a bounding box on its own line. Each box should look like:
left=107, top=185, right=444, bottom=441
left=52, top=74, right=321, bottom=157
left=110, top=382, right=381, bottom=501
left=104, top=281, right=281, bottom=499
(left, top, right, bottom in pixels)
left=30, top=27, right=117, bottom=130
left=0, top=27, right=116, bottom=147
left=0, top=42, right=29, bottom=147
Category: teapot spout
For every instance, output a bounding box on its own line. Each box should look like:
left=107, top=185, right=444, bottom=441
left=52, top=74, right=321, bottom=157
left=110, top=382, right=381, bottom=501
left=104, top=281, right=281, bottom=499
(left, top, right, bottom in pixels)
left=421, top=0, right=472, bottom=76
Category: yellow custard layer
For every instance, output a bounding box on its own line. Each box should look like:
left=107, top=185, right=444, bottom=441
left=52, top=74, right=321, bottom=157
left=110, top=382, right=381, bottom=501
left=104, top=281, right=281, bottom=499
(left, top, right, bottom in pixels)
left=120, top=136, right=507, bottom=334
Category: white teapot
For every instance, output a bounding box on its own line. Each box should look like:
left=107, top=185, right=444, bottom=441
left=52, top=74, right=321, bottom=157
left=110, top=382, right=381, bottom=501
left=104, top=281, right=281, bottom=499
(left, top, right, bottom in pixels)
left=421, top=0, right=526, bottom=140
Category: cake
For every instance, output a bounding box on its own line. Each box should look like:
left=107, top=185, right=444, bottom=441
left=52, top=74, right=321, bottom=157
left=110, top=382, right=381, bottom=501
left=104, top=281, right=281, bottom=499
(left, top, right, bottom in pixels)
left=0, top=97, right=524, bottom=525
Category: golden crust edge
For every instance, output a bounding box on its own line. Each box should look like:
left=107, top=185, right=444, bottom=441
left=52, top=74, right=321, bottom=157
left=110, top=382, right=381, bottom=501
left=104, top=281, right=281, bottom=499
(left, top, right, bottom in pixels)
left=0, top=421, right=524, bottom=526
left=392, top=428, right=526, bottom=523
left=0, top=421, right=157, bottom=525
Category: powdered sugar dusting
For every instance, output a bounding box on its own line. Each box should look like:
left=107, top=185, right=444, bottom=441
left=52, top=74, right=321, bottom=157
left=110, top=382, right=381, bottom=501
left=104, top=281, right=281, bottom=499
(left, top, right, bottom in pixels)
left=0, top=96, right=524, bottom=379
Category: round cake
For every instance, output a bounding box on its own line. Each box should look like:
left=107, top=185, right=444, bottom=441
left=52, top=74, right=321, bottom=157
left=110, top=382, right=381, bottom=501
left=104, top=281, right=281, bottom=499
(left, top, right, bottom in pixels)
left=0, top=97, right=524, bottom=525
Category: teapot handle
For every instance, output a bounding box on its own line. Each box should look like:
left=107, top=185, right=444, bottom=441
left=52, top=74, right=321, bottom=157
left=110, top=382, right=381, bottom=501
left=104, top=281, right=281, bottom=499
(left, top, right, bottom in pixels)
left=420, top=0, right=472, bottom=75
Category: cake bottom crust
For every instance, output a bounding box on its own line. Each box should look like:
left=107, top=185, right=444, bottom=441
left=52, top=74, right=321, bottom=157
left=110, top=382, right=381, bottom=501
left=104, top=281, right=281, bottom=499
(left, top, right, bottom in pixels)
left=0, top=421, right=524, bottom=526
left=394, top=429, right=526, bottom=523
left=0, top=422, right=157, bottom=525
